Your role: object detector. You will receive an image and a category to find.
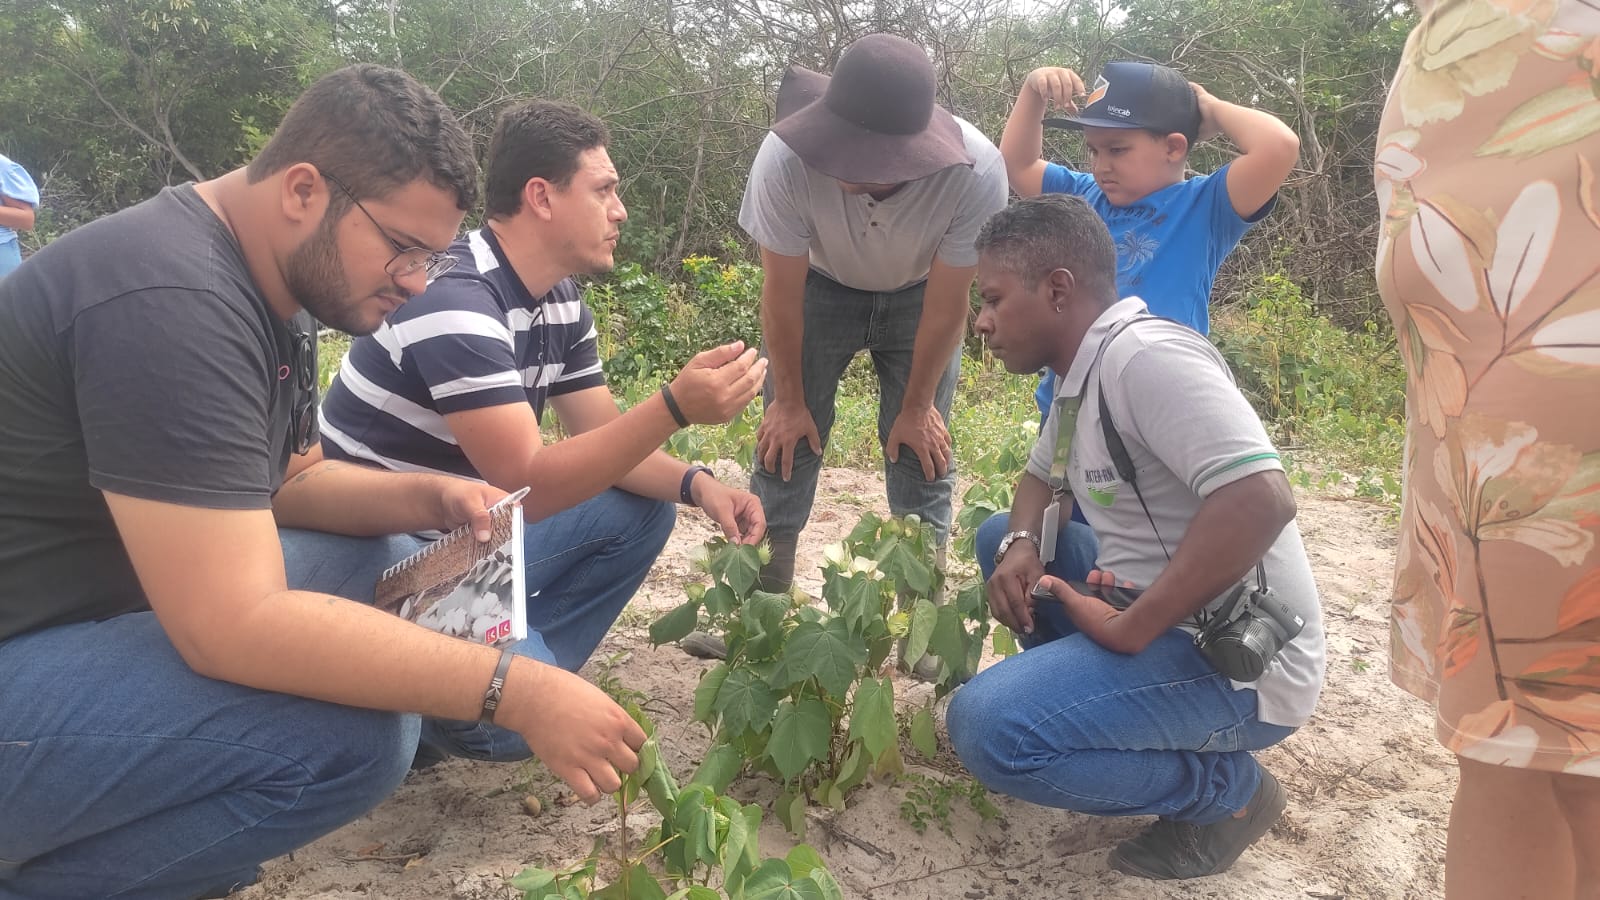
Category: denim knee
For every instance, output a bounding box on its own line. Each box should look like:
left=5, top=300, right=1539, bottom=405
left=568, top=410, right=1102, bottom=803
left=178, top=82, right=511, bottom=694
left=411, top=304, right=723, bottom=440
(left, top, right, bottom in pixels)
left=637, top=496, right=675, bottom=552
left=945, top=678, right=1016, bottom=788
left=296, top=706, right=419, bottom=817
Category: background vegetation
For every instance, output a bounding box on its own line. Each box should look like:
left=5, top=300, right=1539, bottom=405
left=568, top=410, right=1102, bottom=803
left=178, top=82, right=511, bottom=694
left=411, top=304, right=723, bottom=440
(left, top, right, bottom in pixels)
left=3, top=0, right=1412, bottom=506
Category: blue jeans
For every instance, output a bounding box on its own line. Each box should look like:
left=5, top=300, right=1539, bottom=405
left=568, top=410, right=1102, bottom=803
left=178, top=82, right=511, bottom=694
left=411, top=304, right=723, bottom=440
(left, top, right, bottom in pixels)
left=0, top=238, right=20, bottom=279
left=956, top=515, right=1295, bottom=824
left=752, top=270, right=962, bottom=543
left=0, top=597, right=418, bottom=899
left=288, top=487, right=674, bottom=764
left=0, top=490, right=670, bottom=899
left=975, top=510, right=1098, bottom=648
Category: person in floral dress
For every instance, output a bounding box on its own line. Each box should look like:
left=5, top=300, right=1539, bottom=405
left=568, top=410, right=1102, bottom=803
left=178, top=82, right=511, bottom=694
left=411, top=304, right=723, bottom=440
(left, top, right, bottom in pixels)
left=1377, top=1, right=1600, bottom=896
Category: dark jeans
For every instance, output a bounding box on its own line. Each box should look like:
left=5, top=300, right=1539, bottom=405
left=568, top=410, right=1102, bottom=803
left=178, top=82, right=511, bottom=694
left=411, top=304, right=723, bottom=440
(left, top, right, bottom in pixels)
left=752, top=270, right=962, bottom=543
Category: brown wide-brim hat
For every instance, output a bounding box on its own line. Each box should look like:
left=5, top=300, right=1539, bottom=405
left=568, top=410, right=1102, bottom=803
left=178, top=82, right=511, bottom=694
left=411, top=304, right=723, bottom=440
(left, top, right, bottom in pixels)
left=771, top=33, right=973, bottom=185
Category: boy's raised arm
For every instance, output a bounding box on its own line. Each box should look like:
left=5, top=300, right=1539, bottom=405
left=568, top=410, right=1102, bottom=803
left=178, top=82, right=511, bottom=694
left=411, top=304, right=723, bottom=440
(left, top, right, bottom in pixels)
left=1193, top=83, right=1300, bottom=219
left=1001, top=67, right=1086, bottom=198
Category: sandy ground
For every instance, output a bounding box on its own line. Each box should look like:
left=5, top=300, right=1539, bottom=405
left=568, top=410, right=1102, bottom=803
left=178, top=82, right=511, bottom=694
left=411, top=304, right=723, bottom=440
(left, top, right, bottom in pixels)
left=239, top=466, right=1451, bottom=900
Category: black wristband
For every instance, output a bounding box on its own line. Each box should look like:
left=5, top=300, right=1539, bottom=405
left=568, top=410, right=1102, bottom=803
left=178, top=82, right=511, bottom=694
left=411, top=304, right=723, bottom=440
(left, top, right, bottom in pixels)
left=660, top=383, right=690, bottom=429
left=479, top=648, right=515, bottom=724
left=680, top=465, right=713, bottom=506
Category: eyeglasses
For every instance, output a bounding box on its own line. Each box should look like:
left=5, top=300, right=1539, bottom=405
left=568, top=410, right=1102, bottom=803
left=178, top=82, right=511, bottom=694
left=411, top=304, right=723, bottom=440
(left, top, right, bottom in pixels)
left=322, top=172, right=458, bottom=283
left=290, top=328, right=317, bottom=455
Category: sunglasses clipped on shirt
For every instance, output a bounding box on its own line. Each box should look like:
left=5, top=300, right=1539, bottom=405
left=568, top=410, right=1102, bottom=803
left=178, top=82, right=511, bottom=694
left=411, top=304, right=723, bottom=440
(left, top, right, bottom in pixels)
left=290, top=327, right=317, bottom=455
left=322, top=171, right=458, bottom=283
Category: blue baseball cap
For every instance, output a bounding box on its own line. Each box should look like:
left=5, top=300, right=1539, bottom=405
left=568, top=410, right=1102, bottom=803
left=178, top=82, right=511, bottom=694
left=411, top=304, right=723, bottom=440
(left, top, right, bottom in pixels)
left=1043, top=61, right=1200, bottom=143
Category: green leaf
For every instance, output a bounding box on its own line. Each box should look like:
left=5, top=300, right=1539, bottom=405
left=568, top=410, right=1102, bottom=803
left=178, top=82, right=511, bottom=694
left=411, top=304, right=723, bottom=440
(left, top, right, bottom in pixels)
left=741, top=590, right=792, bottom=660
left=909, top=706, right=938, bottom=758
left=688, top=743, right=743, bottom=794
left=666, top=888, right=721, bottom=900
left=807, top=869, right=846, bottom=900
left=703, top=583, right=737, bottom=617
left=775, top=620, right=867, bottom=698
left=836, top=575, right=882, bottom=633
left=992, top=626, right=1019, bottom=658
left=886, top=541, right=932, bottom=597
left=768, top=696, right=831, bottom=780
left=847, top=677, right=896, bottom=760
left=714, top=667, right=781, bottom=738
left=621, top=863, right=669, bottom=900
left=775, top=788, right=807, bottom=838
left=694, top=663, right=729, bottom=723
left=834, top=742, right=870, bottom=793
left=671, top=786, right=719, bottom=868
left=906, top=598, right=936, bottom=666
left=928, top=603, right=971, bottom=681
left=874, top=742, right=906, bottom=778
left=641, top=762, right=679, bottom=819
left=637, top=736, right=659, bottom=784
left=845, top=512, right=883, bottom=544
left=720, top=800, right=762, bottom=891
left=786, top=844, right=827, bottom=879
left=725, top=545, right=762, bottom=597
left=650, top=600, right=701, bottom=645
left=510, top=868, right=558, bottom=897
left=740, top=858, right=799, bottom=899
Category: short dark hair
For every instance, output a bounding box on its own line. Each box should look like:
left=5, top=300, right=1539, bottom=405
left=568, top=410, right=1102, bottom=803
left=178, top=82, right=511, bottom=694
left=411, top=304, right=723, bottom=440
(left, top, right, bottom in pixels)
left=484, top=100, right=610, bottom=220
left=976, top=194, right=1117, bottom=292
left=247, top=64, right=477, bottom=212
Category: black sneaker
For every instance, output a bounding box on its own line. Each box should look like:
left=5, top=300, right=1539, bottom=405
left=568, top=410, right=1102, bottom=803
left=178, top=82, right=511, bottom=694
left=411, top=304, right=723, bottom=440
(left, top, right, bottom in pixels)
left=1107, top=765, right=1287, bottom=880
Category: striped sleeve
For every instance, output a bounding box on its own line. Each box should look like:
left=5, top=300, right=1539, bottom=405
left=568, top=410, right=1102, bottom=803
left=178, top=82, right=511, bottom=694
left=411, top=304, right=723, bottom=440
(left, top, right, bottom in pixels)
left=398, top=278, right=528, bottom=414
left=545, top=282, right=606, bottom=397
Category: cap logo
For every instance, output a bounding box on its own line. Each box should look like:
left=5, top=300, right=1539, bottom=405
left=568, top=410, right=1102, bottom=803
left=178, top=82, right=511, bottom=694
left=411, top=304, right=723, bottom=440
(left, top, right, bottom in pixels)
left=1107, top=105, right=1131, bottom=118
left=1084, top=75, right=1109, bottom=107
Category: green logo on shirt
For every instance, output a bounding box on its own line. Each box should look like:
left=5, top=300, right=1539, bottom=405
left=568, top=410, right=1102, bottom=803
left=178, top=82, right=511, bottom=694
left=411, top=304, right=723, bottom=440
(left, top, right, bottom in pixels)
left=1086, top=484, right=1119, bottom=507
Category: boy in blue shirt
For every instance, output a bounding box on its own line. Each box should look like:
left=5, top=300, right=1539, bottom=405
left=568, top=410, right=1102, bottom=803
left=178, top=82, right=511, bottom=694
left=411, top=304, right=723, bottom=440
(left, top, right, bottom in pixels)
left=979, top=60, right=1297, bottom=600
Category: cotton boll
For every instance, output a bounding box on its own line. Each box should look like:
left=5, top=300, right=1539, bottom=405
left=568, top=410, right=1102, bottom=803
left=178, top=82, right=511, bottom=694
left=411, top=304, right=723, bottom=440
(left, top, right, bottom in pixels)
left=443, top=607, right=468, bottom=636
left=472, top=614, right=499, bottom=641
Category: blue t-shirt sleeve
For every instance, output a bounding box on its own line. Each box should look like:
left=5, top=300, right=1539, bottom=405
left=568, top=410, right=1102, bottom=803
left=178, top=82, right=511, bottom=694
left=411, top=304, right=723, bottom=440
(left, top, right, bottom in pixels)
left=1203, top=162, right=1274, bottom=239
left=1040, top=162, right=1096, bottom=197
left=0, top=157, right=39, bottom=208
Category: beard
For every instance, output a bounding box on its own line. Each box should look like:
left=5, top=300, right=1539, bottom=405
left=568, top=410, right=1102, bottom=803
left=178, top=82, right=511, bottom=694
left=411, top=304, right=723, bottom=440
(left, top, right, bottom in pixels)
left=284, top=210, right=396, bottom=336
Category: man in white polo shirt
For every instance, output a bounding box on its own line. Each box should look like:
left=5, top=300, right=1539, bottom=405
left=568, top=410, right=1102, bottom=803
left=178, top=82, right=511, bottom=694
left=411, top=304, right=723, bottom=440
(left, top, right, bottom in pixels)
left=738, top=33, right=1008, bottom=599
left=951, top=194, right=1325, bottom=880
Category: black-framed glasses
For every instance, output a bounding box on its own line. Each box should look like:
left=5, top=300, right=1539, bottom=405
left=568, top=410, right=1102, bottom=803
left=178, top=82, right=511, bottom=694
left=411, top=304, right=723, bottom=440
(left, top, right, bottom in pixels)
left=322, top=171, right=458, bottom=283
left=290, top=328, right=317, bottom=455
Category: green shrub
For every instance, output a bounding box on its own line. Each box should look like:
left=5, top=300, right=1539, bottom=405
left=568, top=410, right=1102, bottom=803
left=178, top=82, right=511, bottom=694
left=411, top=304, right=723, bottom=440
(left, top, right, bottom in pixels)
left=1212, top=274, right=1405, bottom=482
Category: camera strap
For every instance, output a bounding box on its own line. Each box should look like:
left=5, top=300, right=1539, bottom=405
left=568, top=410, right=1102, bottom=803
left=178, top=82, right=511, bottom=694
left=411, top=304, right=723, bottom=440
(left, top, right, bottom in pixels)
left=1085, top=314, right=1272, bottom=620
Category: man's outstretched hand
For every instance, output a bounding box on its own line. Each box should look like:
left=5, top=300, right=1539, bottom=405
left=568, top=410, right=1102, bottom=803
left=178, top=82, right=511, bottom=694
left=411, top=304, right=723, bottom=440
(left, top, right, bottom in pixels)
left=668, top=342, right=767, bottom=425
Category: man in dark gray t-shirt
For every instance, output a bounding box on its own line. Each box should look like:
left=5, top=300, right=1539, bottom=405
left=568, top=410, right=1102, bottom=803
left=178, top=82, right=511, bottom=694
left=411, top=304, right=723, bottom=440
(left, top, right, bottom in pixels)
left=0, top=66, right=645, bottom=900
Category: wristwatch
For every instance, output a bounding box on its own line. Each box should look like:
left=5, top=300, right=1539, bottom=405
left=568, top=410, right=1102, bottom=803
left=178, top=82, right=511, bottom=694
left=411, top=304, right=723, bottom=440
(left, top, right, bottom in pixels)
left=994, top=530, right=1041, bottom=566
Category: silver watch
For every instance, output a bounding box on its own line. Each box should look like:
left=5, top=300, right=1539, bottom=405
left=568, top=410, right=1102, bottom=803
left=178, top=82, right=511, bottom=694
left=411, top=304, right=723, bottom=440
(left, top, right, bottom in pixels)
left=994, top=530, right=1041, bottom=566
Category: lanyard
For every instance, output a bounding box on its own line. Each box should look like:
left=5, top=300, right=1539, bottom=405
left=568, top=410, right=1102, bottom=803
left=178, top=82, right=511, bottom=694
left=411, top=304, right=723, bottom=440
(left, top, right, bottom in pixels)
left=1047, top=393, right=1081, bottom=494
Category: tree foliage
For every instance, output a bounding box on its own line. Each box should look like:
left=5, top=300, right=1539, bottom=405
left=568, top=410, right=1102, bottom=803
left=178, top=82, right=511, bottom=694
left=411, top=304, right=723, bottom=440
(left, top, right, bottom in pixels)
left=0, top=0, right=1412, bottom=320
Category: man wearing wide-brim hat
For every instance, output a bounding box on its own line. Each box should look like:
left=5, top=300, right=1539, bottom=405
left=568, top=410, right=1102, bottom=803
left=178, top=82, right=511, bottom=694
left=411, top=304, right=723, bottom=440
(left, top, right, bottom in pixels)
left=737, top=33, right=1007, bottom=611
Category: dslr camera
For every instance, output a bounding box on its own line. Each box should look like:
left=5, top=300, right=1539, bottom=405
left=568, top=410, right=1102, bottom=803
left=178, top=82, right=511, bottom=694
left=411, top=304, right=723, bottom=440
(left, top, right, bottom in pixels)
left=1194, top=584, right=1305, bottom=682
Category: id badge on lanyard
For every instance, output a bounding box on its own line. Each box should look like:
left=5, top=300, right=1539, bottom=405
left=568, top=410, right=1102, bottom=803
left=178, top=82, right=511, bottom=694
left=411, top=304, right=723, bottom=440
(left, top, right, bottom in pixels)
left=1040, top=394, right=1081, bottom=566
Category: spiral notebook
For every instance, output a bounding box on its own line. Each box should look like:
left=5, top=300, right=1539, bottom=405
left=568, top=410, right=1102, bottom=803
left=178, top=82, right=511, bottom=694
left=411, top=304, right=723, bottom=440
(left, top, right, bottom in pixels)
left=375, top=487, right=529, bottom=647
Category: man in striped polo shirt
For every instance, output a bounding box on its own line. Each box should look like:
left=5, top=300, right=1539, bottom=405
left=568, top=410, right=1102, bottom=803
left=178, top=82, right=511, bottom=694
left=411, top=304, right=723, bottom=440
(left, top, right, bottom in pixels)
left=318, top=99, right=766, bottom=764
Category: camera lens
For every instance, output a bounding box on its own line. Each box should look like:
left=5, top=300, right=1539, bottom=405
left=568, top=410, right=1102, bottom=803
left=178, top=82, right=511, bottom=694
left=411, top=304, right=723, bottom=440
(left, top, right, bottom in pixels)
left=1202, top=620, right=1282, bottom=682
